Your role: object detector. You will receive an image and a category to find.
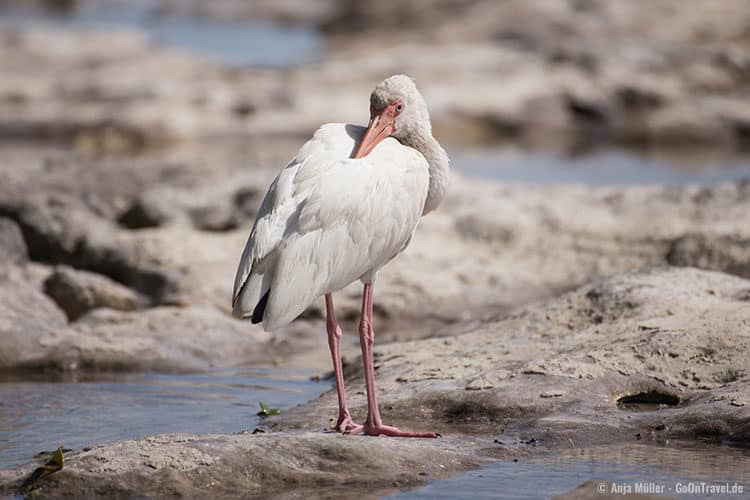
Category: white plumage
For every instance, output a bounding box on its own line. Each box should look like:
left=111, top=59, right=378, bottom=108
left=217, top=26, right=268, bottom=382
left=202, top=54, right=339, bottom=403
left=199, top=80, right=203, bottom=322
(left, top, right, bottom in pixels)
left=232, top=123, right=429, bottom=330
left=231, top=75, right=448, bottom=437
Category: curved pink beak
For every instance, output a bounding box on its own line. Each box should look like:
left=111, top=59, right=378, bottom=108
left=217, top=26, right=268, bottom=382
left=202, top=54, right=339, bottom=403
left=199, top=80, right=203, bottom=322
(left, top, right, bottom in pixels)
left=353, top=105, right=397, bottom=159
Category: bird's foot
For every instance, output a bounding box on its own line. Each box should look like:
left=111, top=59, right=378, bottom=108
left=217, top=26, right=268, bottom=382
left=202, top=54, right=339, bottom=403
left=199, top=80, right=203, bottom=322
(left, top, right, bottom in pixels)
left=332, top=413, right=362, bottom=434
left=356, top=423, right=440, bottom=438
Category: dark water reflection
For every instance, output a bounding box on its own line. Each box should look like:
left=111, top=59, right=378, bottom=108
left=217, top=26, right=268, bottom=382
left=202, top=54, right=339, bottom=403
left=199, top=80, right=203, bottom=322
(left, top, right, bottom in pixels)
left=0, top=368, right=327, bottom=468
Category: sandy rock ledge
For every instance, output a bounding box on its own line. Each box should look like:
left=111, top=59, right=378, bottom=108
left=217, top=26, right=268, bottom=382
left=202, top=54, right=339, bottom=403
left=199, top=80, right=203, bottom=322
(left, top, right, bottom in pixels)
left=272, top=267, right=750, bottom=444
left=2, top=267, right=748, bottom=498
left=0, top=433, right=483, bottom=499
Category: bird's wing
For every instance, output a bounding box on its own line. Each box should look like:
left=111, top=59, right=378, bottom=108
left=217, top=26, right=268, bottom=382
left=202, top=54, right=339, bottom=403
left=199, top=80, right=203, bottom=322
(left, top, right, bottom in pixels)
left=262, top=139, right=429, bottom=330
left=232, top=123, right=358, bottom=317
left=231, top=124, right=430, bottom=331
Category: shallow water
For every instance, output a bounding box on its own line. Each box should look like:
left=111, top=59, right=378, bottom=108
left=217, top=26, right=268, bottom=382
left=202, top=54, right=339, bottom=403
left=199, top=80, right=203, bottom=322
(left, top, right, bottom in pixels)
left=0, top=3, right=321, bottom=67
left=392, top=443, right=750, bottom=499
left=0, top=368, right=327, bottom=469
left=453, top=148, right=750, bottom=186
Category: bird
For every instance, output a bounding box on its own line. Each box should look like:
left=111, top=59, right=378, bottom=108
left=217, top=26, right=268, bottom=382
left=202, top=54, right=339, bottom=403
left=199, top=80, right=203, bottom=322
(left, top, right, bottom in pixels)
left=232, top=75, right=449, bottom=437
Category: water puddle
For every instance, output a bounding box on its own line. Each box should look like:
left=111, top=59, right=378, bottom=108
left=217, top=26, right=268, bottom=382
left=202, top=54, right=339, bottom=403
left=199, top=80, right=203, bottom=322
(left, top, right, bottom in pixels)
left=453, top=148, right=750, bottom=186
left=0, top=368, right=327, bottom=469
left=0, top=2, right=321, bottom=67
left=392, top=443, right=750, bottom=499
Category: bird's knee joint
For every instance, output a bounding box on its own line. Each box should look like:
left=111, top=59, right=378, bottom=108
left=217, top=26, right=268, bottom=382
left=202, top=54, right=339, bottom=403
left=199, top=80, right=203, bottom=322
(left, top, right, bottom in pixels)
left=327, top=322, right=342, bottom=340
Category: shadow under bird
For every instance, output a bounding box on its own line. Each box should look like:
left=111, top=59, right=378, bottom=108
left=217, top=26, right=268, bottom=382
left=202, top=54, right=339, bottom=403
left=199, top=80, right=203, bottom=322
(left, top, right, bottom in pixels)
left=232, top=75, right=449, bottom=437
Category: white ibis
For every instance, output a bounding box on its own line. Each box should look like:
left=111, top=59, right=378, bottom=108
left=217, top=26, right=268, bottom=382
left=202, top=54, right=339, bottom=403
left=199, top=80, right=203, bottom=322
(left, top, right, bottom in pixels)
left=232, top=75, right=449, bottom=437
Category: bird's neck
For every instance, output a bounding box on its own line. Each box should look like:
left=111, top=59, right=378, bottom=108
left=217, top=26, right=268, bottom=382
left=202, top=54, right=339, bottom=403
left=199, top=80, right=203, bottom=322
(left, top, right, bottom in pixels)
left=403, top=132, right=450, bottom=215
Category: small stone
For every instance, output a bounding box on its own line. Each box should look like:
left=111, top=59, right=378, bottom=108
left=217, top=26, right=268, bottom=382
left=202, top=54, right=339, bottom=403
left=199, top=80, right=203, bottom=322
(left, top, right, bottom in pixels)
left=540, top=390, right=565, bottom=398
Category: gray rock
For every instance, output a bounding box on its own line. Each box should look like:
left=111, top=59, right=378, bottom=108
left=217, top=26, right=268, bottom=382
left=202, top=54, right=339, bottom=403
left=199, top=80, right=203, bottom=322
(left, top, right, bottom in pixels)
left=16, top=174, right=744, bottom=366
left=25, top=306, right=271, bottom=373
left=0, top=432, right=481, bottom=499
left=0, top=193, right=89, bottom=263
left=666, top=233, right=750, bottom=279
left=43, top=266, right=141, bottom=321
left=0, top=263, right=275, bottom=373
left=3, top=146, right=750, bottom=373
left=0, top=217, right=27, bottom=265
left=117, top=180, right=261, bottom=232
left=0, top=266, right=67, bottom=372
left=0, top=192, right=176, bottom=302
left=116, top=195, right=170, bottom=230
left=272, top=268, right=750, bottom=444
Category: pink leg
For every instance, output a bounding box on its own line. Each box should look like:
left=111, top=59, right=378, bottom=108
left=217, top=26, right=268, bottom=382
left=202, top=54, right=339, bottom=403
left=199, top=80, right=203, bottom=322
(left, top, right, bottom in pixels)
left=353, top=283, right=438, bottom=438
left=325, top=293, right=361, bottom=433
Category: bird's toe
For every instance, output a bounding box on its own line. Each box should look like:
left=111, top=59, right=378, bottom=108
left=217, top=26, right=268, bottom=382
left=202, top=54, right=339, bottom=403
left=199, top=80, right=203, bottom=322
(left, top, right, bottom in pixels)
left=363, top=423, right=439, bottom=438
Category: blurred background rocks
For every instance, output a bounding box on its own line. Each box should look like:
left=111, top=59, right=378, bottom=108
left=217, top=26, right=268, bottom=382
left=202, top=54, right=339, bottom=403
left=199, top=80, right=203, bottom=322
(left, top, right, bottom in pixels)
left=2, top=0, right=750, bottom=151
left=0, top=0, right=748, bottom=372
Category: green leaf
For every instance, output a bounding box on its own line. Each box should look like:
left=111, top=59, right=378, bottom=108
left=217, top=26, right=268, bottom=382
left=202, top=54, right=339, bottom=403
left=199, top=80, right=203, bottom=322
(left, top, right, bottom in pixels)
left=51, top=446, right=64, bottom=468
left=21, top=446, right=65, bottom=494
left=257, top=401, right=281, bottom=416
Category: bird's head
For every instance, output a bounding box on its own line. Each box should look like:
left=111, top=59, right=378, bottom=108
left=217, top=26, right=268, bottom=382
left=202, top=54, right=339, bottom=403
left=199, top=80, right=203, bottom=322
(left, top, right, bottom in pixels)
left=353, top=75, right=431, bottom=158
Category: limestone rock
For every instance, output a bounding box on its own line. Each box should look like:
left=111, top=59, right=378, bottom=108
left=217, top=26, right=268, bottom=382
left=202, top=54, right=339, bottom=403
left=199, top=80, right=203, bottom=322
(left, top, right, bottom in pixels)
left=272, top=268, right=750, bottom=445
left=666, top=233, right=750, bottom=279
left=0, top=217, right=27, bottom=265
left=0, top=432, right=480, bottom=499
left=31, top=306, right=271, bottom=373
left=0, top=266, right=67, bottom=372
left=43, top=266, right=141, bottom=321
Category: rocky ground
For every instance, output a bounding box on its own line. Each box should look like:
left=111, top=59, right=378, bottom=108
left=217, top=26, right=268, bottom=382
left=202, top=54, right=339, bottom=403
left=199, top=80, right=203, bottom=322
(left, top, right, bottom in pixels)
left=1, top=268, right=749, bottom=498
left=1, top=0, right=750, bottom=497
left=2, top=142, right=750, bottom=372
left=2, top=142, right=749, bottom=371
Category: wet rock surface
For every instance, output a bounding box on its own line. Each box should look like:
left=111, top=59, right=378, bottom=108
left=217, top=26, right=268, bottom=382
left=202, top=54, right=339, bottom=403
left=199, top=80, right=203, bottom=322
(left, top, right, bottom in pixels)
left=1, top=268, right=748, bottom=497
left=0, top=432, right=483, bottom=499
left=271, top=268, right=750, bottom=443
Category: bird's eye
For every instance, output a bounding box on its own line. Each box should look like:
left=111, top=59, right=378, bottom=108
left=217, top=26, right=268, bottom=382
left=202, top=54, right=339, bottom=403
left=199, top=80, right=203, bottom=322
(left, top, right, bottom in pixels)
left=395, top=103, right=403, bottom=113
